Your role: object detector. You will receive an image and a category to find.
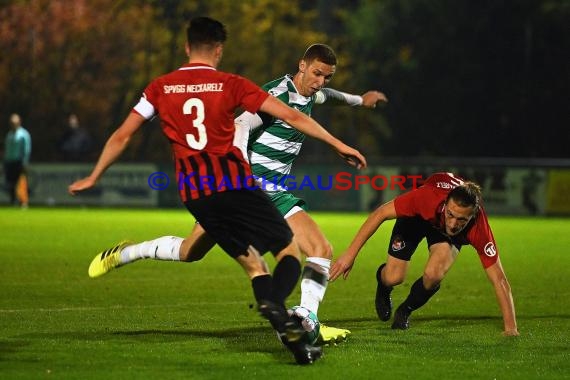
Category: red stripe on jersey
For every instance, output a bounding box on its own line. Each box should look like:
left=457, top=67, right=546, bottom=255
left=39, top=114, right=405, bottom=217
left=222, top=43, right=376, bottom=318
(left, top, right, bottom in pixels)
left=176, top=148, right=254, bottom=201
left=135, top=63, right=268, bottom=201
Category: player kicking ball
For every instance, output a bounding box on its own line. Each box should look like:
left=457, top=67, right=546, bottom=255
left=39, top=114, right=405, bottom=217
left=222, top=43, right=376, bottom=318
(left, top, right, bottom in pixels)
left=86, top=43, right=387, bottom=346
left=69, top=17, right=372, bottom=365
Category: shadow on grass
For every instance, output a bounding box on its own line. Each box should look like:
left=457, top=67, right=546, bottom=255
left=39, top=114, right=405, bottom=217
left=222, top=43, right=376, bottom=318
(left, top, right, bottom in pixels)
left=325, top=313, right=570, bottom=326
left=0, top=340, right=30, bottom=361
left=10, top=325, right=298, bottom=363
left=9, top=314, right=568, bottom=364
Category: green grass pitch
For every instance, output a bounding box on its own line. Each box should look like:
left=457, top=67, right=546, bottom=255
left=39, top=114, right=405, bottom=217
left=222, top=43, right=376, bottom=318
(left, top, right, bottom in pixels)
left=1, top=208, right=569, bottom=379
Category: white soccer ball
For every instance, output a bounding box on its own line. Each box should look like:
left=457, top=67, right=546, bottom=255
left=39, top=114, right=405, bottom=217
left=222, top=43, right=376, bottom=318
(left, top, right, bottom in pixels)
left=288, top=305, right=320, bottom=344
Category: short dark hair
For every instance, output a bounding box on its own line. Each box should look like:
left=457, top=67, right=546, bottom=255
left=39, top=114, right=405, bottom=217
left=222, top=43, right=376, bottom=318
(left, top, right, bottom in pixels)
left=302, top=43, right=337, bottom=66
left=447, top=182, right=482, bottom=213
left=186, top=16, right=227, bottom=47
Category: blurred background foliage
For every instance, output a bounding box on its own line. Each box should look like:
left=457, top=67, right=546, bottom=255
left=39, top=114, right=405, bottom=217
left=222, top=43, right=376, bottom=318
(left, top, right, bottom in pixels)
left=0, top=0, right=568, bottom=163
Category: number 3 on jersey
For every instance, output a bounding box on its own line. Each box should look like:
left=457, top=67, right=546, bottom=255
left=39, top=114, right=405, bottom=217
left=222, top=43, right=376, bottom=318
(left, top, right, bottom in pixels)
left=183, top=98, right=207, bottom=150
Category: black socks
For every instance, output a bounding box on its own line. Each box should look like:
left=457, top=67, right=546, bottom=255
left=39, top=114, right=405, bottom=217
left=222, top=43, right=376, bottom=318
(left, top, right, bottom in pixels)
left=271, top=255, right=301, bottom=306
left=377, top=263, right=394, bottom=293
left=251, top=255, right=301, bottom=307
left=252, top=274, right=274, bottom=303
left=401, top=276, right=440, bottom=313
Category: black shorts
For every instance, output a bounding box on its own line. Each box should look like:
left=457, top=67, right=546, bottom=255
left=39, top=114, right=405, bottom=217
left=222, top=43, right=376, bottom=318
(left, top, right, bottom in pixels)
left=184, top=188, right=293, bottom=258
left=387, top=217, right=461, bottom=261
left=3, top=161, right=23, bottom=185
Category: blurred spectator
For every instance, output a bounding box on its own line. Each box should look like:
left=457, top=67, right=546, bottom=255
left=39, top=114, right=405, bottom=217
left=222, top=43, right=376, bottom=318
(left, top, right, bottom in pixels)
left=3, top=113, right=31, bottom=208
left=58, top=114, right=93, bottom=161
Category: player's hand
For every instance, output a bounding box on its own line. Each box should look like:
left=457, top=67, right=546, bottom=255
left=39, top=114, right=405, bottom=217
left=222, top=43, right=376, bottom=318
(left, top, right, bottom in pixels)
left=361, top=91, right=388, bottom=108
left=335, top=145, right=367, bottom=170
left=330, top=254, right=356, bottom=281
left=68, top=177, right=96, bottom=195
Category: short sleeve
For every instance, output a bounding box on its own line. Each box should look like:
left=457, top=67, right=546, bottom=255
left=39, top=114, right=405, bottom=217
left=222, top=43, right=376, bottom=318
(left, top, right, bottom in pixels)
left=468, top=208, right=499, bottom=268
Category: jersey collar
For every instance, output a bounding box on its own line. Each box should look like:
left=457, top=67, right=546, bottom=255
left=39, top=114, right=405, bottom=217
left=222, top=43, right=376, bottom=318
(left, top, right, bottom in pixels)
left=179, top=63, right=216, bottom=71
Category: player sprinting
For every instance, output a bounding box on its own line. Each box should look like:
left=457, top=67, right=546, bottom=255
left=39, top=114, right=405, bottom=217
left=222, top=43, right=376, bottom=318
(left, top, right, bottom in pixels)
left=330, top=172, right=519, bottom=336
left=69, top=17, right=367, bottom=364
left=84, top=44, right=386, bottom=344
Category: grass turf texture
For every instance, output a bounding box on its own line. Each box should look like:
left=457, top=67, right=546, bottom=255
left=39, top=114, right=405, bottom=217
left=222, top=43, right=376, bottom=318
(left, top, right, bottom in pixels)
left=1, top=208, right=568, bottom=379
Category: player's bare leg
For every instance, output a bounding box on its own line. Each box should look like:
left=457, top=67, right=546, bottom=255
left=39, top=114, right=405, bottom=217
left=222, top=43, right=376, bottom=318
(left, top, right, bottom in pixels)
left=286, top=209, right=332, bottom=313
left=375, top=255, right=409, bottom=321
left=237, top=242, right=322, bottom=365
left=88, top=223, right=214, bottom=278
left=179, top=223, right=216, bottom=262
left=392, top=243, right=458, bottom=329
left=286, top=208, right=350, bottom=343
left=87, top=236, right=184, bottom=278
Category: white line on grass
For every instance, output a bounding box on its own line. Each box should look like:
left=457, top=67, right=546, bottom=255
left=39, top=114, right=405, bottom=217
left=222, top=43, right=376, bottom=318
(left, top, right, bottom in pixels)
left=0, top=300, right=252, bottom=313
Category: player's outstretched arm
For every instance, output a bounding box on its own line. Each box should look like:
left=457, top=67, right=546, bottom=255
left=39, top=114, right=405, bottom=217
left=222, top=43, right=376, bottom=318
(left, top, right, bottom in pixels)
left=330, top=200, right=397, bottom=281
left=484, top=258, right=519, bottom=336
left=317, top=88, right=388, bottom=108
left=259, top=95, right=367, bottom=169
left=361, top=90, right=388, bottom=108
left=68, top=113, right=146, bottom=195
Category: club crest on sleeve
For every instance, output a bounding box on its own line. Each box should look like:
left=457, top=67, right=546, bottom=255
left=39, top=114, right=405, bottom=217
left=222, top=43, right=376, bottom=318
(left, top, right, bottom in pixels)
left=484, top=242, right=497, bottom=257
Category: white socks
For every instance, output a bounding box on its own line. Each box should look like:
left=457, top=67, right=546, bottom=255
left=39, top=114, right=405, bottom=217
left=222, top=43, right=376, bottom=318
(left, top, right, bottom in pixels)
left=300, top=257, right=331, bottom=314
left=120, top=236, right=183, bottom=264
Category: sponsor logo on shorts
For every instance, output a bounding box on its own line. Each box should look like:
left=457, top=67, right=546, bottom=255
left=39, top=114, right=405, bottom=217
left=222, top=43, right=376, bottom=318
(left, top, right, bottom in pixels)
left=391, top=237, right=406, bottom=251
left=484, top=242, right=497, bottom=257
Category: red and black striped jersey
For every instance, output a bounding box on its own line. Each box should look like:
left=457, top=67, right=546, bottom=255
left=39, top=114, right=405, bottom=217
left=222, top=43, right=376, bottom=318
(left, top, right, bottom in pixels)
left=133, top=63, right=269, bottom=201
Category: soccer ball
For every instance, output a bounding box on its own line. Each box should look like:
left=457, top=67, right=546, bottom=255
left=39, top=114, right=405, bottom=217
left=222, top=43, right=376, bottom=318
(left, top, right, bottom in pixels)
left=288, top=305, right=320, bottom=344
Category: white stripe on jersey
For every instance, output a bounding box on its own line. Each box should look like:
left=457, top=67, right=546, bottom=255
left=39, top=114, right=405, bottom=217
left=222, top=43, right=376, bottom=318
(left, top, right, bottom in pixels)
left=447, top=172, right=464, bottom=187
left=133, top=96, right=155, bottom=120
left=256, top=132, right=302, bottom=154
left=250, top=152, right=292, bottom=174
left=274, top=120, right=295, bottom=129
left=288, top=91, right=312, bottom=106
left=253, top=176, right=288, bottom=192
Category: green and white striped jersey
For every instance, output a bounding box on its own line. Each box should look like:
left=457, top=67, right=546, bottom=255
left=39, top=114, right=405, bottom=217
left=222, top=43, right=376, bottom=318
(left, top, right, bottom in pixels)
left=233, top=75, right=361, bottom=197
left=247, top=75, right=316, bottom=194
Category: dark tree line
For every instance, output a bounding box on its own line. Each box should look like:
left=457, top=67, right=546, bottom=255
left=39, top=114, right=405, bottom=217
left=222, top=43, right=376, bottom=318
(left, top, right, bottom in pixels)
left=340, top=0, right=569, bottom=159
left=1, top=0, right=567, bottom=163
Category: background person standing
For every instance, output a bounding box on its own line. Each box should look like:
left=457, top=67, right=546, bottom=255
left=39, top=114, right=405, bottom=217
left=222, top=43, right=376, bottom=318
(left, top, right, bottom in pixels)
left=58, top=113, right=93, bottom=162
left=3, top=113, right=31, bottom=208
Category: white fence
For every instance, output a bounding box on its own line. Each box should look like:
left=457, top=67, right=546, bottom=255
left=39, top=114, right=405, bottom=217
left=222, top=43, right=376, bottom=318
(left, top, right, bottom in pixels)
left=1, top=160, right=569, bottom=215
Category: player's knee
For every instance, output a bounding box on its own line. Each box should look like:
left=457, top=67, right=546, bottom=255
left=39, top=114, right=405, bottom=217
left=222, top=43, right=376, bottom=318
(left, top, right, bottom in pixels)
left=315, top=240, right=333, bottom=259
left=383, top=271, right=404, bottom=287
left=274, top=240, right=302, bottom=262
left=381, top=263, right=406, bottom=286
left=304, top=238, right=333, bottom=260
left=422, top=269, right=444, bottom=289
